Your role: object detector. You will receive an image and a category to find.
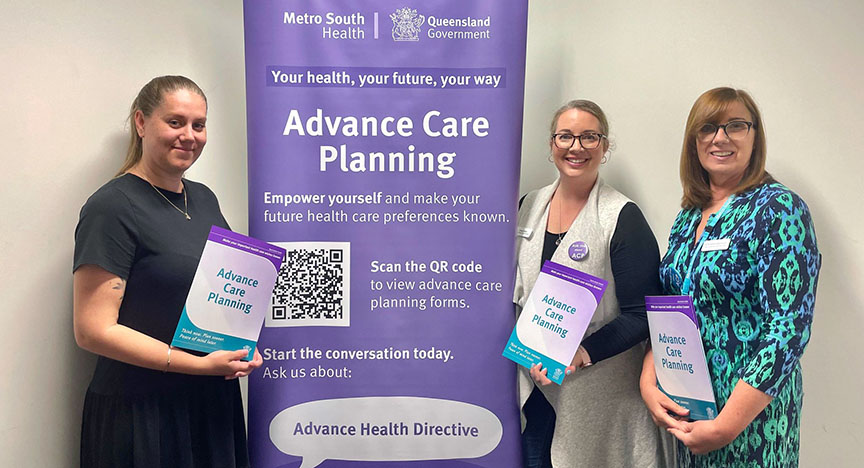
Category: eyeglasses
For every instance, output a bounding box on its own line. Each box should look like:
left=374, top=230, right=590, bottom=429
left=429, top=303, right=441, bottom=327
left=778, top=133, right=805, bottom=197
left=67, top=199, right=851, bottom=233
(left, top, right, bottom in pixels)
left=697, top=121, right=753, bottom=142
left=551, top=132, right=606, bottom=150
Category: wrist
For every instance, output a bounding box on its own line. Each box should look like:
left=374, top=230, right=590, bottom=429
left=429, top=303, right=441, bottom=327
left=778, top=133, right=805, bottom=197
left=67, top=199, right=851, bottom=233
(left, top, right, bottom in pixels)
left=640, top=367, right=656, bottom=386
left=710, top=414, right=742, bottom=446
left=577, top=346, right=592, bottom=368
left=168, top=348, right=207, bottom=375
left=640, top=357, right=657, bottom=388
left=163, top=346, right=172, bottom=373
left=639, top=375, right=655, bottom=391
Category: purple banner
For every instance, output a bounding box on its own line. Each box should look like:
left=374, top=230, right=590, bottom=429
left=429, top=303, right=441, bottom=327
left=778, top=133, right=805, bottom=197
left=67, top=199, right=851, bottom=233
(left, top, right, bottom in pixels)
left=244, top=1, right=527, bottom=467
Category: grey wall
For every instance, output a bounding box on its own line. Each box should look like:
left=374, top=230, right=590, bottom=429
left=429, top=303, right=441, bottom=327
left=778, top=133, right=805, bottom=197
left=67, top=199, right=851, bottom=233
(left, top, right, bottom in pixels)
left=0, top=2, right=248, bottom=465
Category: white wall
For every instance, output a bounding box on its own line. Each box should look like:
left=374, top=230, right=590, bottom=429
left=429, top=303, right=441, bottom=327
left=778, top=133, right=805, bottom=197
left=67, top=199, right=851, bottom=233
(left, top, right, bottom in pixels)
left=521, top=2, right=864, bottom=466
left=0, top=2, right=248, bottom=465
left=0, top=1, right=860, bottom=466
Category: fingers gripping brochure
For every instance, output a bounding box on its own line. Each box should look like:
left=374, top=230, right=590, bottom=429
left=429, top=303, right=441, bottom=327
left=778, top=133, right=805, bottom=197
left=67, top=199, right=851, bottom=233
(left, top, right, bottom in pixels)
left=171, top=226, right=285, bottom=361
left=502, top=261, right=607, bottom=384
left=646, top=296, right=718, bottom=420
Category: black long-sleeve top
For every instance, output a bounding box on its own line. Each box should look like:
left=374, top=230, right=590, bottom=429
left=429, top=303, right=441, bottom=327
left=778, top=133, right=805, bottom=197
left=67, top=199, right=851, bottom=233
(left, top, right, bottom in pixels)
left=538, top=202, right=661, bottom=363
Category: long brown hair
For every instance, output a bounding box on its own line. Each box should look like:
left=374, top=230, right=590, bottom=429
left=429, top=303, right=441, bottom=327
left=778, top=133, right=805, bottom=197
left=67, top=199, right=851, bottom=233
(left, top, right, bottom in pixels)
left=116, top=76, right=207, bottom=176
left=679, top=87, right=773, bottom=209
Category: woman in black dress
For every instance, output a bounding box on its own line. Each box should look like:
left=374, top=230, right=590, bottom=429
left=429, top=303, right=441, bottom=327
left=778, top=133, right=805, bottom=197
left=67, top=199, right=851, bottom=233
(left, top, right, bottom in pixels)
left=73, top=76, right=262, bottom=468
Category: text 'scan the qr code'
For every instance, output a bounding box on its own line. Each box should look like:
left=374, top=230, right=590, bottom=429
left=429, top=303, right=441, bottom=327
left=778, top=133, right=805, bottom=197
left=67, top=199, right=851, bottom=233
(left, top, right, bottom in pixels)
left=267, top=241, right=350, bottom=327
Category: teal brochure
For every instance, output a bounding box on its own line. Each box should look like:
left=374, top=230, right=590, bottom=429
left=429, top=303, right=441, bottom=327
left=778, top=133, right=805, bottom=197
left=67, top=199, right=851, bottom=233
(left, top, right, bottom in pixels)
left=502, top=261, right=607, bottom=385
left=171, top=226, right=285, bottom=361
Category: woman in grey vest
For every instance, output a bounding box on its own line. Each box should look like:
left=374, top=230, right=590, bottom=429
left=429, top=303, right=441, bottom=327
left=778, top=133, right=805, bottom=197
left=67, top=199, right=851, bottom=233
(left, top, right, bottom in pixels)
left=514, top=100, right=671, bottom=468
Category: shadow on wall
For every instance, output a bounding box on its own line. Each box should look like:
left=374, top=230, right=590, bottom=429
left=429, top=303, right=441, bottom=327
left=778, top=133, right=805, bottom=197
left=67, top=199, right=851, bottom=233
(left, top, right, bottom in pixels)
left=77, top=131, right=135, bottom=195
left=519, top=6, right=568, bottom=194
left=61, top=280, right=98, bottom=459
left=65, top=129, right=130, bottom=447
left=785, top=168, right=862, bottom=444
left=743, top=161, right=858, bottom=464
left=602, top=149, right=639, bottom=203
left=769, top=166, right=856, bottom=348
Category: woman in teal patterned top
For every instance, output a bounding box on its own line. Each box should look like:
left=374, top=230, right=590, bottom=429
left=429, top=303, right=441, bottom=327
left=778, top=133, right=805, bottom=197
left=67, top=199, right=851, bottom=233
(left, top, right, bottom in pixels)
left=639, top=87, right=821, bottom=467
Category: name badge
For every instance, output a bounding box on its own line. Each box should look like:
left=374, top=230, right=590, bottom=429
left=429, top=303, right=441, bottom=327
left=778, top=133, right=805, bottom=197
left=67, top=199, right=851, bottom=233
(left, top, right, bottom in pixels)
left=516, top=227, right=533, bottom=238
left=701, top=239, right=731, bottom=252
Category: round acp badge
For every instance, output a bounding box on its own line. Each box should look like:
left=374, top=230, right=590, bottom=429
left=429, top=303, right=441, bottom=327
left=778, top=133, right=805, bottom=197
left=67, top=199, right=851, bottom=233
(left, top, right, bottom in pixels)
left=568, top=241, right=589, bottom=261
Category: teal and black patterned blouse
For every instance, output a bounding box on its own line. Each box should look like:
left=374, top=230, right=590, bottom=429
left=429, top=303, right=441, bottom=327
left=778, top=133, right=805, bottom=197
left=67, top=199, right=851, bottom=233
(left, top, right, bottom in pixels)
left=660, top=182, right=821, bottom=468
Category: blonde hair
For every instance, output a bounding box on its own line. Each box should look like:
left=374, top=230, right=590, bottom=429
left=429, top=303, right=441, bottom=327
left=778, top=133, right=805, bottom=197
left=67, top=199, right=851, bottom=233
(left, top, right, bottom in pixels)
left=679, top=87, right=773, bottom=209
left=116, top=76, right=207, bottom=176
left=549, top=99, right=609, bottom=137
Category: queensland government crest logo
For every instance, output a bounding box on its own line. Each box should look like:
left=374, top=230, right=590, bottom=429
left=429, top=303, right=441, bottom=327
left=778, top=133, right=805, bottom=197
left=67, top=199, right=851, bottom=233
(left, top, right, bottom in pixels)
left=390, top=7, right=425, bottom=41
left=551, top=368, right=563, bottom=381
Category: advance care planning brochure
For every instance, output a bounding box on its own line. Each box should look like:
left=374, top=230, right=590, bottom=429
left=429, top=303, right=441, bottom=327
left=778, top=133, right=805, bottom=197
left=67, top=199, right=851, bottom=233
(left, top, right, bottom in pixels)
left=503, top=261, right=607, bottom=384
left=646, top=295, right=718, bottom=420
left=172, top=226, right=285, bottom=361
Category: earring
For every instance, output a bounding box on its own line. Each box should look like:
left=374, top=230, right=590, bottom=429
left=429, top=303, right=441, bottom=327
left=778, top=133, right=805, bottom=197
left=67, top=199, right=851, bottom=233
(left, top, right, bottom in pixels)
left=548, top=154, right=554, bottom=163
left=601, top=154, right=608, bottom=164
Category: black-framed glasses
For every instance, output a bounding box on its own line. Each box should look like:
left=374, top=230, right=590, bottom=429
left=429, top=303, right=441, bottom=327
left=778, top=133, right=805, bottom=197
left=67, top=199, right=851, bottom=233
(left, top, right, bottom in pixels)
left=552, top=132, right=606, bottom=150
left=697, top=121, right=753, bottom=142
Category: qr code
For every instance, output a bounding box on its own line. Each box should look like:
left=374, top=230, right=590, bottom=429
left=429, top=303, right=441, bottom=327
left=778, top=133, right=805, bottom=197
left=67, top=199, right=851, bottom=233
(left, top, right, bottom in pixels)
left=267, top=242, right=350, bottom=327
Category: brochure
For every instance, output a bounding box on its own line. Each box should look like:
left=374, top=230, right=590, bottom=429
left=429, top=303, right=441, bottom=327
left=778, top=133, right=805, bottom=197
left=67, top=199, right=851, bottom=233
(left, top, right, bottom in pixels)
left=646, top=295, right=718, bottom=420
left=502, top=260, right=607, bottom=384
left=171, top=226, right=285, bottom=361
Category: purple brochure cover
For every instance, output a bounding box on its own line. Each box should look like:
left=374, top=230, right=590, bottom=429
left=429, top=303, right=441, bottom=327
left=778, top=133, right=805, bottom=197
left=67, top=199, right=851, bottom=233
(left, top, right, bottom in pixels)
left=540, top=260, right=607, bottom=303
left=172, top=226, right=286, bottom=361
left=645, top=296, right=718, bottom=420
left=208, top=225, right=286, bottom=270
left=502, top=261, right=607, bottom=384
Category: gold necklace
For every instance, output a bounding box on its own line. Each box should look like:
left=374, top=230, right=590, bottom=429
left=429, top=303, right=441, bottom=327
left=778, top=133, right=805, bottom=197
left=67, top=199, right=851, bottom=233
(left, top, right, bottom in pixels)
left=149, top=181, right=191, bottom=220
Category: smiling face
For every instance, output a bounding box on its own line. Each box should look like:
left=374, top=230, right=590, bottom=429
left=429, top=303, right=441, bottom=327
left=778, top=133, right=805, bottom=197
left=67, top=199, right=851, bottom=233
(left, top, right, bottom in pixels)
left=134, top=89, right=207, bottom=178
left=550, top=109, right=606, bottom=183
left=695, top=100, right=755, bottom=188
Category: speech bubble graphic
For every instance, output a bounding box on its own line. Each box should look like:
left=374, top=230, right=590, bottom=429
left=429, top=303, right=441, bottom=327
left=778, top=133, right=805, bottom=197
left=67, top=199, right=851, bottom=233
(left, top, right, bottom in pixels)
left=269, top=396, right=503, bottom=468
